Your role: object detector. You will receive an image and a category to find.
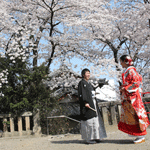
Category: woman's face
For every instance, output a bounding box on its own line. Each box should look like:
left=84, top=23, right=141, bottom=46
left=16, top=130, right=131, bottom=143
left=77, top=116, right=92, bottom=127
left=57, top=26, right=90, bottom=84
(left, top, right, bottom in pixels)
left=83, top=71, right=90, bottom=81
left=120, top=59, right=127, bottom=68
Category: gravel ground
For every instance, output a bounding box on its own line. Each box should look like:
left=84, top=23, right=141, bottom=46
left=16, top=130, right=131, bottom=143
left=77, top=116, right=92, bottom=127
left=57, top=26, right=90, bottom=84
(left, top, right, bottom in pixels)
left=0, top=126, right=150, bottom=150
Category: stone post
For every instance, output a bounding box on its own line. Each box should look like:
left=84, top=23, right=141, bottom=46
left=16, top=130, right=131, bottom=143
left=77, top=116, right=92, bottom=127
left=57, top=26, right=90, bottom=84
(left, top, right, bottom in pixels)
left=25, top=116, right=30, bottom=131
left=33, top=109, right=41, bottom=135
left=10, top=117, right=14, bottom=132
left=18, top=117, right=22, bottom=136
left=3, top=118, right=8, bottom=132
left=101, top=107, right=109, bottom=126
left=110, top=105, right=117, bottom=125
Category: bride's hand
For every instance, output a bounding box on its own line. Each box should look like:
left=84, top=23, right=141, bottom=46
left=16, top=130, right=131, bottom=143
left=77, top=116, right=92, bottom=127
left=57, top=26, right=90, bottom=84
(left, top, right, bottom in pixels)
left=120, top=86, right=125, bottom=92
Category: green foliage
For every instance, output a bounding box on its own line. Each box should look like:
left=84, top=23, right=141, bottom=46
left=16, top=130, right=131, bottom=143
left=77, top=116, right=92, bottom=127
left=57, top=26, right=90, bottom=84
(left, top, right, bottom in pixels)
left=2, top=121, right=10, bottom=126
left=0, top=55, right=70, bottom=135
left=0, top=54, right=56, bottom=117
left=27, top=65, right=58, bottom=131
left=0, top=55, right=30, bottom=115
left=26, top=65, right=55, bottom=109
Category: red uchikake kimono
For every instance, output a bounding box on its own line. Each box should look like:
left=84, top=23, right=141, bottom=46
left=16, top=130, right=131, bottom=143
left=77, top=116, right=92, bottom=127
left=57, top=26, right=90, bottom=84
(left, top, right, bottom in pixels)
left=118, top=66, right=149, bottom=136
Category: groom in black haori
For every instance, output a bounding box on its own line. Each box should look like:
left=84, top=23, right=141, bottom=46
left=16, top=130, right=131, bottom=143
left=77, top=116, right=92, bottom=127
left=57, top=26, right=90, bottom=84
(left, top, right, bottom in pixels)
left=78, top=68, right=107, bottom=144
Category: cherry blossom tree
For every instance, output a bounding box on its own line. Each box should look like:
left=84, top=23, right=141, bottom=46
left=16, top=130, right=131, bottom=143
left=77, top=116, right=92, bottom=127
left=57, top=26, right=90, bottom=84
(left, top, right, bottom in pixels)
left=0, top=0, right=114, bottom=90
left=0, top=0, right=73, bottom=92
left=63, top=0, right=150, bottom=91
left=1, top=0, right=150, bottom=99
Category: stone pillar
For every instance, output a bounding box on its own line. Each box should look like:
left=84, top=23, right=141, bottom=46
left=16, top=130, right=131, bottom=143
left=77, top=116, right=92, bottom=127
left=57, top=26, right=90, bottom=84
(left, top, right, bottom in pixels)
left=10, top=118, right=14, bottom=132
left=25, top=116, right=30, bottom=131
left=110, top=105, right=117, bottom=125
left=101, top=107, right=109, bottom=126
left=18, top=117, right=22, bottom=132
left=118, top=105, right=121, bottom=120
left=3, top=118, right=8, bottom=132
left=115, top=105, right=121, bottom=123
left=33, top=109, right=41, bottom=135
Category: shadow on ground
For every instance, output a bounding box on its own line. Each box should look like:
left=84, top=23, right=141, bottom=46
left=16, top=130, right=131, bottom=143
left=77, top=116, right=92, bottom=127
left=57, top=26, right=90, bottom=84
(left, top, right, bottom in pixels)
left=51, top=139, right=134, bottom=145
left=101, top=139, right=133, bottom=144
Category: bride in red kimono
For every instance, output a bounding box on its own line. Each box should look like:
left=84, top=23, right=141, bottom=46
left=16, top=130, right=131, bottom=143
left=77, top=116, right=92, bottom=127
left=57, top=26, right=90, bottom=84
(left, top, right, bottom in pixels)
left=118, top=55, right=149, bottom=144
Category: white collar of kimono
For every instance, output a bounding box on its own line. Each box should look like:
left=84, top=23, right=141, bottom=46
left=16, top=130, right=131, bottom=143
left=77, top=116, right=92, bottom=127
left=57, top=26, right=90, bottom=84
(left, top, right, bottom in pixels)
left=124, top=66, right=134, bottom=73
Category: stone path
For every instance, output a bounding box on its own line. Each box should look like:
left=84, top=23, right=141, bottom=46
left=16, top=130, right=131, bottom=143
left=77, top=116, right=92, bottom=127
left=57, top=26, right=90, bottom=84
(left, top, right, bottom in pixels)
left=0, top=126, right=150, bottom=150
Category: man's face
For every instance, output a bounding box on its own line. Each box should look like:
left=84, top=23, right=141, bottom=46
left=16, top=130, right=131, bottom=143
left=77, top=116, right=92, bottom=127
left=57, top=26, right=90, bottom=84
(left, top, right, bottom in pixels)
left=83, top=71, right=90, bottom=81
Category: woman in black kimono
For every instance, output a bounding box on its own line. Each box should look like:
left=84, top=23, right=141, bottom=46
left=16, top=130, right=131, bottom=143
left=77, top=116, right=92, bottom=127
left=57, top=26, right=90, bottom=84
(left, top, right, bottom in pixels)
left=78, top=68, right=107, bottom=144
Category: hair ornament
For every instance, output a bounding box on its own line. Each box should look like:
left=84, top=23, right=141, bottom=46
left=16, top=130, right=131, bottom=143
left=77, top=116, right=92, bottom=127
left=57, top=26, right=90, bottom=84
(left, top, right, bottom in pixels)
left=125, top=56, right=133, bottom=66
